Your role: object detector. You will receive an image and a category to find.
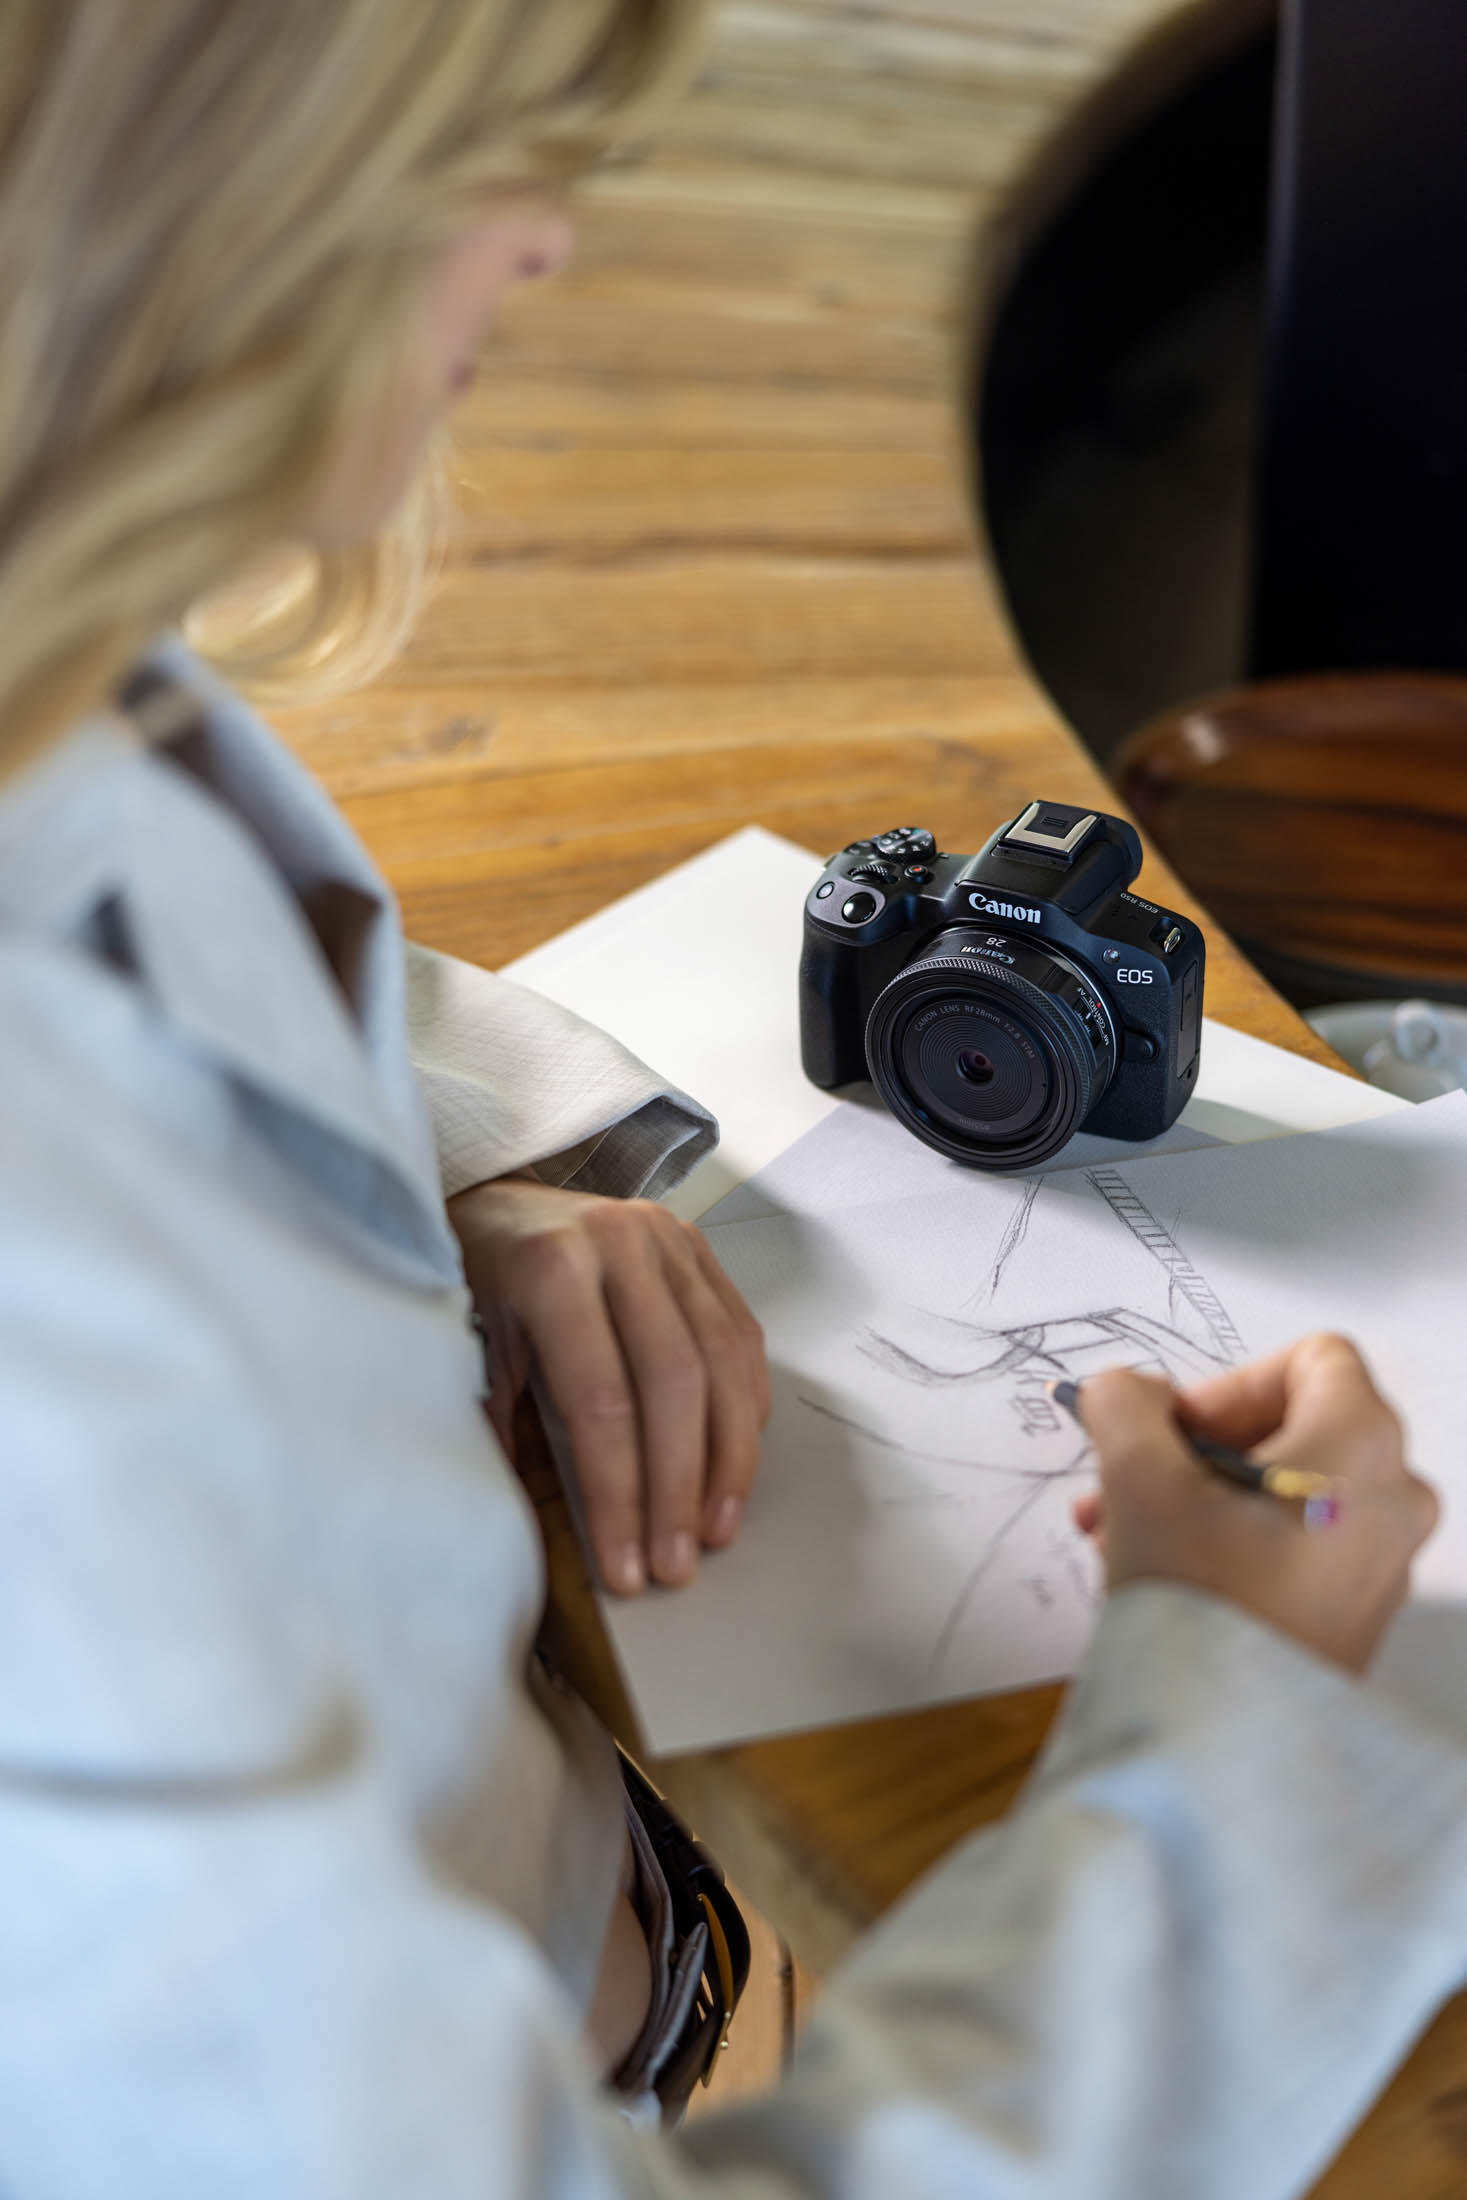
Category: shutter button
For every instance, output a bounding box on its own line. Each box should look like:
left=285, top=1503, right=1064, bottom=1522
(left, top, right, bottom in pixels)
left=841, top=890, right=878, bottom=924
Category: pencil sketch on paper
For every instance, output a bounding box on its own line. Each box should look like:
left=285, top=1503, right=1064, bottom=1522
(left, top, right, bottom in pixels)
left=599, top=1093, right=1465, bottom=1754
left=800, top=1167, right=1248, bottom=1678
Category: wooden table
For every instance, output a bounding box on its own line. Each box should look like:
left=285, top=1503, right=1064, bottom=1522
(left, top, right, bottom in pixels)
left=275, top=3, right=1467, bottom=2188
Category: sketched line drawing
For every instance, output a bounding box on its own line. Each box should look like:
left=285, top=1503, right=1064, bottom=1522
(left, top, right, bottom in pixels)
left=968, top=1177, right=1041, bottom=1309
left=796, top=1388, right=1093, bottom=1677
left=927, top=1478, right=1055, bottom=1672
left=799, top=1391, right=1079, bottom=1483
left=817, top=1171, right=1247, bottom=1678
left=1085, top=1165, right=1247, bottom=1361
left=857, top=1307, right=1230, bottom=1393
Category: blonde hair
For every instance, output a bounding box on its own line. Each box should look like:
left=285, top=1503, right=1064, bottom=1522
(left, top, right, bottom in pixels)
left=0, top=0, right=708, bottom=761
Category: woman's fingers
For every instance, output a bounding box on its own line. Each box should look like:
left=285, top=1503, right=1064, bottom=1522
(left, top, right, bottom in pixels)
left=659, top=1223, right=766, bottom=1548
left=481, top=1303, right=532, bottom=1463
left=687, top=1225, right=773, bottom=1428
left=1075, top=1336, right=1434, bottom=1673
left=1179, top=1333, right=1401, bottom=1477
left=601, top=1222, right=709, bottom=1587
left=514, top=1225, right=648, bottom=1597
left=1078, top=1368, right=1197, bottom=1492
left=452, top=1180, right=768, bottom=1596
left=1261, top=1332, right=1405, bottom=1479
left=1176, top=1346, right=1297, bottom=1451
left=1071, top=1489, right=1104, bottom=1543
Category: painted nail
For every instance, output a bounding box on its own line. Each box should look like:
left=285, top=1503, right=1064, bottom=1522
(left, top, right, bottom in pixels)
left=608, top=1545, right=645, bottom=1596
left=654, top=1530, right=697, bottom=1583
left=707, top=1496, right=743, bottom=1544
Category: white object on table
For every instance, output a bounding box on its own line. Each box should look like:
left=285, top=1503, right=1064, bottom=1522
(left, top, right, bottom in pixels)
left=1311, top=996, right=1467, bottom=1103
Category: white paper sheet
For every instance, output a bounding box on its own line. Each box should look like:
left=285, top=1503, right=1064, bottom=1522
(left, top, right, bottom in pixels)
left=505, top=829, right=841, bottom=1218
left=601, top=1097, right=1467, bottom=1753
left=508, top=827, right=1456, bottom=1754
left=505, top=827, right=1405, bottom=1221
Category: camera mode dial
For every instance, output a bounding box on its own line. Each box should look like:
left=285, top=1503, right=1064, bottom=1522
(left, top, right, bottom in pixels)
left=872, top=825, right=937, bottom=863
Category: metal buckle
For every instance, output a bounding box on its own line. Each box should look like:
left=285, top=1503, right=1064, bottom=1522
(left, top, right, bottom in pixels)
left=699, top=1891, right=737, bottom=2085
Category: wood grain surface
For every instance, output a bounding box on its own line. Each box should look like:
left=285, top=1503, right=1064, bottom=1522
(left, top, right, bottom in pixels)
left=273, top=3, right=1467, bottom=2188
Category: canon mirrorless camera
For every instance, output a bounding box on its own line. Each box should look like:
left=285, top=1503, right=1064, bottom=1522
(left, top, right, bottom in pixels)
left=800, top=800, right=1205, bottom=1172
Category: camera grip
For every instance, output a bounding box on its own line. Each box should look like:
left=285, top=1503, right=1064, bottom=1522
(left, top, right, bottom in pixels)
left=799, top=935, right=871, bottom=1088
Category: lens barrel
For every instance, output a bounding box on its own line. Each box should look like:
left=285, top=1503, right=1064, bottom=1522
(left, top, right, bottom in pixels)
left=864, top=929, right=1117, bottom=1171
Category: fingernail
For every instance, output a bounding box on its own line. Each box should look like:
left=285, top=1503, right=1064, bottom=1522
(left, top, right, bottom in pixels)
left=707, top=1496, right=742, bottom=1545
left=607, top=1545, right=645, bottom=1596
left=653, top=1530, right=697, bottom=1584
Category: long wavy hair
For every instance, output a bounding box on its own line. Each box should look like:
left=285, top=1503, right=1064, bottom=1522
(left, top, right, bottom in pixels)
left=0, top=0, right=707, bottom=763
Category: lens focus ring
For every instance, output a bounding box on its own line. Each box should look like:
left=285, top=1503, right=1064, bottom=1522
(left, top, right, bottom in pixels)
left=864, top=936, right=1116, bottom=1172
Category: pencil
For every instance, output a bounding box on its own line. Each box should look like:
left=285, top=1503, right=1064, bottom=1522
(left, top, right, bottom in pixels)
left=1047, top=1378, right=1343, bottom=1530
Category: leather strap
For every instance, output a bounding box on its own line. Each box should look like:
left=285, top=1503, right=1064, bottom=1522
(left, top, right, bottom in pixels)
left=617, top=1752, right=752, bottom=2115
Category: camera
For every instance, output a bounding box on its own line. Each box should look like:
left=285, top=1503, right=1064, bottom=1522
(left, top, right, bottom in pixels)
left=800, top=801, right=1204, bottom=1172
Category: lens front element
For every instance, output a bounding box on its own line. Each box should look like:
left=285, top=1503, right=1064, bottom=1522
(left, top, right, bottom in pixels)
left=865, top=929, right=1117, bottom=1171
left=908, top=997, right=1051, bottom=1141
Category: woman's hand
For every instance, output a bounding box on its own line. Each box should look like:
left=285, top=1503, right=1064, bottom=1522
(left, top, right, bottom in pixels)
left=448, top=1174, right=770, bottom=1596
left=1072, top=1333, right=1439, bottom=1674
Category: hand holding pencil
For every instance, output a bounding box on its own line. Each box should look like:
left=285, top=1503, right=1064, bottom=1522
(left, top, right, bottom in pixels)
left=1064, top=1334, right=1439, bottom=1676
left=1051, top=1377, right=1343, bottom=1528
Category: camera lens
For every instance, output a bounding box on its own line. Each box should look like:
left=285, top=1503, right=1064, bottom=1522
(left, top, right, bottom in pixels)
left=864, top=928, right=1117, bottom=1171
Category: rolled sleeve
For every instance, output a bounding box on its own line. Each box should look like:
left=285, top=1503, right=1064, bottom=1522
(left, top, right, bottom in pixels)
left=404, top=942, right=717, bottom=1202
left=688, top=1583, right=1467, bottom=2200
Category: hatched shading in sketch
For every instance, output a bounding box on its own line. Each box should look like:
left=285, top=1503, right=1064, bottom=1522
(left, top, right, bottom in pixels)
left=802, top=1166, right=1248, bottom=1677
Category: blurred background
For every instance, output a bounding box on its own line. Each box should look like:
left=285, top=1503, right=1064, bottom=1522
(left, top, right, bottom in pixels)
left=276, top=0, right=1467, bottom=1095
left=981, top=0, right=1467, bottom=1076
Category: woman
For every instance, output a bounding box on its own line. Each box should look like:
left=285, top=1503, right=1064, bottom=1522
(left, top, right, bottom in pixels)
left=1, top=4, right=1464, bottom=2194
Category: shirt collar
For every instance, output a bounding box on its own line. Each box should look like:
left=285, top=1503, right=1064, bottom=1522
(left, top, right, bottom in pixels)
left=0, top=640, right=453, bottom=1262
